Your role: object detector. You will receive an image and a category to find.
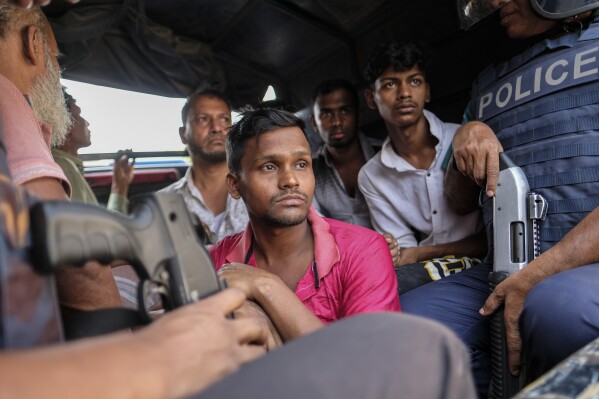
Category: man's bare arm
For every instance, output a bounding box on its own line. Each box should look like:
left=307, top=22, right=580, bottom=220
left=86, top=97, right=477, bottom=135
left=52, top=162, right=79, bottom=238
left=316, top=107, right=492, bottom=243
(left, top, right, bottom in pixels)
left=481, top=206, right=599, bottom=375
left=444, top=154, right=481, bottom=215
left=0, top=289, right=266, bottom=399
left=219, top=263, right=324, bottom=342
left=398, top=232, right=487, bottom=266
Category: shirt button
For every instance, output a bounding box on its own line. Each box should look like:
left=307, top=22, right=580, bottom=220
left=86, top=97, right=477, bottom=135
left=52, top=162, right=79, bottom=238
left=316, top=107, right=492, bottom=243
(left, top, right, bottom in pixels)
left=432, top=210, right=438, bottom=215
left=427, top=173, right=431, bottom=177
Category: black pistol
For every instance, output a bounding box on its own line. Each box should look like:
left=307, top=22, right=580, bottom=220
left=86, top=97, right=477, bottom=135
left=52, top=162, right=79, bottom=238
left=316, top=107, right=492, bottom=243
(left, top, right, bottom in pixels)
left=29, top=193, right=224, bottom=327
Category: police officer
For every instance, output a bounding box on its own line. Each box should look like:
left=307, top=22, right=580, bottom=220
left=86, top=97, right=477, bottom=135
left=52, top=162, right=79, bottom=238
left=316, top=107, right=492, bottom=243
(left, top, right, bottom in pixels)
left=400, top=0, right=599, bottom=394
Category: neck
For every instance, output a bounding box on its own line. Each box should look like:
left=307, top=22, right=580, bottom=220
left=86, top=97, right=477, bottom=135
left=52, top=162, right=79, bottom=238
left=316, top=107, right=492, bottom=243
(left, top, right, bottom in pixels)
left=58, top=142, right=80, bottom=158
left=250, top=218, right=314, bottom=270
left=325, top=136, right=364, bottom=166
left=191, top=158, right=228, bottom=189
left=386, top=115, right=437, bottom=169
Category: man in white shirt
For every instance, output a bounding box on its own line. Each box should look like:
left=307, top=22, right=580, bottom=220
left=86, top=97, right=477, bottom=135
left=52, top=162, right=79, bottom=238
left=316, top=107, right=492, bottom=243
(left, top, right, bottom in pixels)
left=161, top=89, right=248, bottom=244
left=358, top=41, right=485, bottom=292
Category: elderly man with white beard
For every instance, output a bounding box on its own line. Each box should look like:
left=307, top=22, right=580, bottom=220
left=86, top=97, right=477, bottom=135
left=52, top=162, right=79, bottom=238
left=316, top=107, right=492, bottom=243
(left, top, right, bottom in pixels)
left=0, top=4, right=122, bottom=310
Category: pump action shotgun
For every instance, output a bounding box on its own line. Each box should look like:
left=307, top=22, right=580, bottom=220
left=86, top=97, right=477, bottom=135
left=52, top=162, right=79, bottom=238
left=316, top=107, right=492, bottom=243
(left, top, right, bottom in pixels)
left=488, top=152, right=548, bottom=399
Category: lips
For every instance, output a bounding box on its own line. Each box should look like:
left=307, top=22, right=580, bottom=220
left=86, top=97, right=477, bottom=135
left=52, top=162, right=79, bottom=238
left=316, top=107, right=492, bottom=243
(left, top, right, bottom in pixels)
left=275, top=192, right=308, bottom=206
left=394, top=103, right=416, bottom=113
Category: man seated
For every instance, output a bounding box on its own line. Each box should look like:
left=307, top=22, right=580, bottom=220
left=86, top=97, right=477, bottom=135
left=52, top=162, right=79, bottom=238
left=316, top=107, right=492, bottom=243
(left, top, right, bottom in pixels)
left=52, top=89, right=133, bottom=213
left=0, top=2, right=120, bottom=310
left=210, top=108, right=400, bottom=341
left=358, top=41, right=485, bottom=293
left=160, top=89, right=248, bottom=244
left=310, top=79, right=380, bottom=228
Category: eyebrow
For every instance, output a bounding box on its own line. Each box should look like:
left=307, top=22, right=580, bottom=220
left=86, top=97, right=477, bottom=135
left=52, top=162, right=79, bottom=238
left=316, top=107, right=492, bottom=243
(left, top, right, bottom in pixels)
left=254, top=150, right=312, bottom=162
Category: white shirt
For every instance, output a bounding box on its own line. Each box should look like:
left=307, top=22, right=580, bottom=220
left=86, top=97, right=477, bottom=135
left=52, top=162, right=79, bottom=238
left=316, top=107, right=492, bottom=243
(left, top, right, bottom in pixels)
left=160, top=167, right=249, bottom=244
left=358, top=110, right=481, bottom=248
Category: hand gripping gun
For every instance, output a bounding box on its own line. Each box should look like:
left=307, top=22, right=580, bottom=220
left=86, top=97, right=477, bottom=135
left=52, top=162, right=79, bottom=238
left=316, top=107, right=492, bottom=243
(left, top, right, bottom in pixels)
left=488, top=153, right=548, bottom=398
left=29, top=193, right=225, bottom=338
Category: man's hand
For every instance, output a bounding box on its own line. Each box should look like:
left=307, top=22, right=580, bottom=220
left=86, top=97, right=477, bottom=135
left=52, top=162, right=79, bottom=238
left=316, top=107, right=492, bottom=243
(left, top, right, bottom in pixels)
left=479, top=265, right=548, bottom=375
left=235, top=300, right=283, bottom=351
left=111, top=153, right=135, bottom=196
left=218, top=262, right=276, bottom=301
left=396, top=247, right=419, bottom=266
left=452, top=121, right=503, bottom=197
left=383, top=232, right=400, bottom=266
left=139, top=288, right=267, bottom=398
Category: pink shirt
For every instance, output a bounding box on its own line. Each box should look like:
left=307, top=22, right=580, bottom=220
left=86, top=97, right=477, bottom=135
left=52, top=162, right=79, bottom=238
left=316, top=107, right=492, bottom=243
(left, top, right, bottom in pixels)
left=210, top=207, right=401, bottom=323
left=0, top=73, right=70, bottom=195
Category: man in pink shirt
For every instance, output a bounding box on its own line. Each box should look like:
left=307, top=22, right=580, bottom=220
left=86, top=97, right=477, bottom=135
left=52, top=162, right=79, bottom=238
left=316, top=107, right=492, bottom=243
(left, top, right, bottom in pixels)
left=211, top=108, right=400, bottom=343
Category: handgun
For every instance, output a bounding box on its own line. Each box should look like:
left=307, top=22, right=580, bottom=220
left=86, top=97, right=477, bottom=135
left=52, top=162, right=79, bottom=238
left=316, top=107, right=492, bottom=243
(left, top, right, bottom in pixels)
left=29, top=193, right=224, bottom=330
left=488, top=152, right=548, bottom=398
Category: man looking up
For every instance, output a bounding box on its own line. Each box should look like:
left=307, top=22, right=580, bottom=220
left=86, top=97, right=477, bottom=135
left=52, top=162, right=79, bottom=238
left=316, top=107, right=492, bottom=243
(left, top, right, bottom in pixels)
left=358, top=41, right=485, bottom=290
left=161, top=89, right=248, bottom=244
left=0, top=3, right=120, bottom=310
left=52, top=90, right=134, bottom=213
left=211, top=109, right=400, bottom=341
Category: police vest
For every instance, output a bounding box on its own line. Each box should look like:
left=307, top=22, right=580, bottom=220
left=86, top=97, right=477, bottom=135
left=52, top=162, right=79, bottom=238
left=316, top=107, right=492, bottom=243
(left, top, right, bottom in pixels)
left=472, top=18, right=599, bottom=253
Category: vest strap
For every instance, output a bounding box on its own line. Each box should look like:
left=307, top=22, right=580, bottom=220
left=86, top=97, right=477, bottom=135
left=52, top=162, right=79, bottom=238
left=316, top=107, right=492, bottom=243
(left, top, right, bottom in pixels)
left=530, top=167, right=599, bottom=189
left=513, top=142, right=599, bottom=166
left=547, top=196, right=599, bottom=214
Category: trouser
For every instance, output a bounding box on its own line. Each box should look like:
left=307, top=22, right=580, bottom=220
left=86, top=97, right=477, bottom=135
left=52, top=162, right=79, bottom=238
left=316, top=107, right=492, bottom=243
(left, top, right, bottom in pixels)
left=194, top=313, right=477, bottom=399
left=521, top=263, right=599, bottom=380
left=396, top=256, right=481, bottom=295
left=399, top=263, right=492, bottom=396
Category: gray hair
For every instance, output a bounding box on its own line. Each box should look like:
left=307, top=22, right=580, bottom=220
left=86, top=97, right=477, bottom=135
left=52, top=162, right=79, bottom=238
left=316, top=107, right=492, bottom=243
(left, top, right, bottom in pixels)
left=0, top=4, right=46, bottom=39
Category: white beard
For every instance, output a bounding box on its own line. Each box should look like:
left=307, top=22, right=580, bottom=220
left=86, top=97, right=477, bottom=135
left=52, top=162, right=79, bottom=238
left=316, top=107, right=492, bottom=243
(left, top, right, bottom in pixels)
left=29, top=51, right=73, bottom=147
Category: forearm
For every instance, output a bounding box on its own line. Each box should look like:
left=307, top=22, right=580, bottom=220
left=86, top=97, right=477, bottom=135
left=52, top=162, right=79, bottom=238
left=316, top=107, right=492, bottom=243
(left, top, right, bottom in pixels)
left=528, top=207, right=599, bottom=278
left=0, top=332, right=165, bottom=399
left=444, top=156, right=480, bottom=215
left=56, top=262, right=122, bottom=311
left=254, top=275, right=323, bottom=341
left=410, top=232, right=487, bottom=262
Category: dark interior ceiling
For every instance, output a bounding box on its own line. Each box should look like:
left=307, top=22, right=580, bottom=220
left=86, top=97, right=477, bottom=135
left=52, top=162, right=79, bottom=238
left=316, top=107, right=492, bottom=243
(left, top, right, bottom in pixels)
left=43, top=0, right=532, bottom=127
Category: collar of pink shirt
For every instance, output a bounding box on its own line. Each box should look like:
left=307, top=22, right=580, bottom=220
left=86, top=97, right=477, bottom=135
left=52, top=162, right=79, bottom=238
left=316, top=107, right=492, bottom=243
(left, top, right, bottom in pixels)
left=222, top=206, right=341, bottom=299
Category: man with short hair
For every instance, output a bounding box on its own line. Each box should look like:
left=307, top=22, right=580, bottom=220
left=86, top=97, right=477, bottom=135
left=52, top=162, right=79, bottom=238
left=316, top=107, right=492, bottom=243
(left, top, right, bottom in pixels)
left=0, top=3, right=120, bottom=310
left=161, top=89, right=248, bottom=244
left=310, top=79, right=379, bottom=228
left=211, top=108, right=401, bottom=341
left=358, top=41, right=485, bottom=292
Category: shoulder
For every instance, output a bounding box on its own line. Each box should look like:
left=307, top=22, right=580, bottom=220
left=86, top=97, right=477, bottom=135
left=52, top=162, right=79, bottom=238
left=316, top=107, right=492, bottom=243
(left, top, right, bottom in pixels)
left=209, top=232, right=244, bottom=267
left=159, top=175, right=187, bottom=193
left=326, top=218, right=385, bottom=251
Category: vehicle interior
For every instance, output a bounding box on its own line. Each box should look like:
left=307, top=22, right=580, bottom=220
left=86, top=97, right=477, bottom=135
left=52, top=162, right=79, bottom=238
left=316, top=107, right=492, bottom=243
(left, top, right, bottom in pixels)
left=43, top=0, right=535, bottom=200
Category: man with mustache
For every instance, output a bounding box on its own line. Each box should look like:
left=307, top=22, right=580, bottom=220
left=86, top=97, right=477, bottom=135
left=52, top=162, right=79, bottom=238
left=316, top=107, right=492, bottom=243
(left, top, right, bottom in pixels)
left=160, top=89, right=248, bottom=244
left=0, top=3, right=121, bottom=310
left=358, top=41, right=485, bottom=291
left=211, top=108, right=400, bottom=341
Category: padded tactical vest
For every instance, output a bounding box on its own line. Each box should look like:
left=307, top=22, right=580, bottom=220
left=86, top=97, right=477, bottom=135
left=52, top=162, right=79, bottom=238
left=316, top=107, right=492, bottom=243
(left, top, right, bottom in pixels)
left=472, top=18, right=599, bottom=253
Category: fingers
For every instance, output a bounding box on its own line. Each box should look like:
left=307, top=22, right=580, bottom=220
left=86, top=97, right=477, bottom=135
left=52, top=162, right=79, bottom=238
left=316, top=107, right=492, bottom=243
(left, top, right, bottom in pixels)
left=505, top=307, right=523, bottom=375
left=188, top=288, right=246, bottom=316
left=235, top=344, right=266, bottom=365
left=479, top=286, right=504, bottom=316
left=485, top=151, right=500, bottom=197
left=232, top=317, right=269, bottom=346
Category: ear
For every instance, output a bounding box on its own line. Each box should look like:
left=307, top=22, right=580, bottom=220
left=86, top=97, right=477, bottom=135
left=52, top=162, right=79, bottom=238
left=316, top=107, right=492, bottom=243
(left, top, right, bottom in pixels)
left=364, top=88, right=377, bottom=110
left=425, top=83, right=431, bottom=104
left=310, top=114, right=317, bottom=132
left=179, top=126, right=188, bottom=145
left=22, top=24, right=44, bottom=67
left=226, top=172, right=241, bottom=199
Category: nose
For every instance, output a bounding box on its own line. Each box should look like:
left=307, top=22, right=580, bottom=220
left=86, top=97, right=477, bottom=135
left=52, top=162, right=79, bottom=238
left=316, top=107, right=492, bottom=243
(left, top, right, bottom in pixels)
left=396, top=82, right=410, bottom=99
left=490, top=0, right=510, bottom=9
left=331, top=110, right=342, bottom=127
left=279, top=167, right=300, bottom=189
